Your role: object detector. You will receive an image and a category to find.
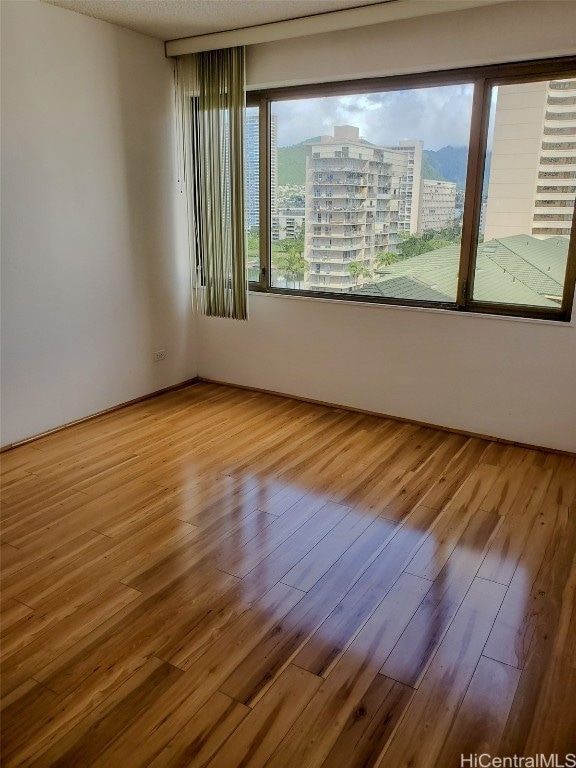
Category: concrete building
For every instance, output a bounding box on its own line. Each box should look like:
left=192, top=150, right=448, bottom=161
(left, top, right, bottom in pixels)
left=245, top=112, right=278, bottom=233
left=418, top=179, right=457, bottom=232
left=484, top=78, right=576, bottom=241
left=384, top=140, right=423, bottom=233
left=244, top=111, right=260, bottom=231
left=304, top=126, right=409, bottom=292
left=278, top=208, right=305, bottom=239
left=479, top=197, right=487, bottom=237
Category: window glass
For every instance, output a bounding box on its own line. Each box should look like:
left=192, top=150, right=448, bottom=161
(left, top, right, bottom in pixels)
left=474, top=78, right=576, bottom=307
left=270, top=84, right=474, bottom=302
left=245, top=106, right=260, bottom=282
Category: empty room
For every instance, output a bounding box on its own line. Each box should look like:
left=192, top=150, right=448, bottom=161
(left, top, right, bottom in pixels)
left=1, top=0, right=575, bottom=766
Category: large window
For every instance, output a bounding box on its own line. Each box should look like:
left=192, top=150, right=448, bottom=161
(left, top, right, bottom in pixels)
left=247, top=58, right=576, bottom=321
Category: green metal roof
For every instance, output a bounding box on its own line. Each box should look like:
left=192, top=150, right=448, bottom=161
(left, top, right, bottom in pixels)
left=356, top=235, right=568, bottom=307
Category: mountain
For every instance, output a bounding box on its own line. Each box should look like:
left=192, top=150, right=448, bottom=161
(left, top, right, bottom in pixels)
left=278, top=141, right=491, bottom=190
left=423, top=146, right=466, bottom=186
left=421, top=153, right=446, bottom=181
left=423, top=146, right=492, bottom=189
left=277, top=145, right=307, bottom=186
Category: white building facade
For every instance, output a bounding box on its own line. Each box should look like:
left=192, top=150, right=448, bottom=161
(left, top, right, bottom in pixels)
left=418, top=179, right=457, bottom=232
left=384, top=140, right=423, bottom=234
left=484, top=78, right=576, bottom=241
left=304, top=126, right=409, bottom=292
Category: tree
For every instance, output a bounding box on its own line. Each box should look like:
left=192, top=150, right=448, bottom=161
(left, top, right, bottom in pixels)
left=278, top=222, right=305, bottom=255
left=245, top=227, right=260, bottom=281
left=395, top=225, right=461, bottom=261
left=396, top=232, right=437, bottom=260
left=274, top=222, right=306, bottom=287
left=375, top=250, right=399, bottom=269
left=274, top=245, right=307, bottom=288
left=291, top=222, right=305, bottom=258
left=246, top=227, right=260, bottom=258
left=348, top=261, right=372, bottom=287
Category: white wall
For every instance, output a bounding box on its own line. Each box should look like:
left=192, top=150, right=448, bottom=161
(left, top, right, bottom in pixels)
left=247, top=1, right=576, bottom=88
left=199, top=296, right=576, bottom=452
left=1, top=1, right=196, bottom=446
left=200, top=0, right=576, bottom=452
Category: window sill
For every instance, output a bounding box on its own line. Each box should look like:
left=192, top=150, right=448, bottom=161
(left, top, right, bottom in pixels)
left=247, top=286, right=575, bottom=327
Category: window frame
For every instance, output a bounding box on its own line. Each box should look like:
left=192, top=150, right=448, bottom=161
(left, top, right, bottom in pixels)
left=247, top=56, right=576, bottom=322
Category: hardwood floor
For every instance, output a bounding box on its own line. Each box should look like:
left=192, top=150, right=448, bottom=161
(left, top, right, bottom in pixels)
left=1, top=382, right=575, bottom=767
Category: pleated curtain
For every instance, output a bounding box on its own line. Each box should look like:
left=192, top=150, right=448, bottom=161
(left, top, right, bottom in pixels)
left=175, top=47, right=247, bottom=320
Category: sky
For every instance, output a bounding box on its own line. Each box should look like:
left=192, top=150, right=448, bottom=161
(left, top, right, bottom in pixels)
left=272, top=83, right=475, bottom=150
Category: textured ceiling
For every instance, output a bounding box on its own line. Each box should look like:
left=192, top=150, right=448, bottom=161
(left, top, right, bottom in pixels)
left=43, top=0, right=392, bottom=41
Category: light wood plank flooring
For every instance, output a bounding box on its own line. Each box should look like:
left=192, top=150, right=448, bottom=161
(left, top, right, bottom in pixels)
left=1, top=382, right=575, bottom=767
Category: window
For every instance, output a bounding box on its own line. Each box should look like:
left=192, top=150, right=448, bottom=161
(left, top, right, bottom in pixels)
left=244, top=105, right=261, bottom=283
left=477, top=76, right=575, bottom=310
left=248, top=58, right=576, bottom=321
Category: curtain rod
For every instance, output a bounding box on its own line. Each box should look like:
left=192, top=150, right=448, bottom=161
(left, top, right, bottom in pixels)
left=165, top=0, right=518, bottom=57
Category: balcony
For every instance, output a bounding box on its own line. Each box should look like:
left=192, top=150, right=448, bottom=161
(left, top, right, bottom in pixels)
left=309, top=249, right=362, bottom=261
left=549, top=80, right=576, bottom=90
left=329, top=218, right=361, bottom=226
left=331, top=229, right=362, bottom=237
left=545, top=111, right=576, bottom=121
left=540, top=157, right=576, bottom=167
left=311, top=240, right=363, bottom=250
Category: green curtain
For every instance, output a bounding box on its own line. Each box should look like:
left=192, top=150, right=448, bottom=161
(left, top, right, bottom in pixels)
left=175, top=47, right=248, bottom=320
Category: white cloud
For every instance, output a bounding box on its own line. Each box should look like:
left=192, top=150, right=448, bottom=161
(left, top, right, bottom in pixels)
left=273, top=84, right=474, bottom=150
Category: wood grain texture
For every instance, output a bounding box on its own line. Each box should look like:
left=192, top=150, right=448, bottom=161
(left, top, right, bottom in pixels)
left=1, top=381, right=574, bottom=767
left=379, top=577, right=508, bottom=768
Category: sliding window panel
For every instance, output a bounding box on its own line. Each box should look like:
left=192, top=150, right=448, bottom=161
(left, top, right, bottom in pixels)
left=245, top=105, right=261, bottom=283
left=269, top=85, right=474, bottom=302
left=472, top=77, right=576, bottom=310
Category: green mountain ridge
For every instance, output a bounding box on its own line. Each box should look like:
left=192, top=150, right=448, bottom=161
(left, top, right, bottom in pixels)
left=421, top=152, right=446, bottom=181
left=277, top=145, right=307, bottom=186
left=423, top=146, right=468, bottom=188
left=277, top=141, right=489, bottom=188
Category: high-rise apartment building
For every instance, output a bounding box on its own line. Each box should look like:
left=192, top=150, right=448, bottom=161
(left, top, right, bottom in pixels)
left=384, top=140, right=423, bottom=233
left=245, top=112, right=278, bottom=233
left=418, top=179, right=457, bottom=232
left=244, top=112, right=260, bottom=231
left=304, top=126, right=409, bottom=292
left=484, top=78, right=576, bottom=241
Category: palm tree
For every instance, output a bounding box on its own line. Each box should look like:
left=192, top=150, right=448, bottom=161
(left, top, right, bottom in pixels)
left=348, top=261, right=372, bottom=287
left=275, top=246, right=307, bottom=288
left=291, top=222, right=305, bottom=258
left=375, top=250, right=398, bottom=269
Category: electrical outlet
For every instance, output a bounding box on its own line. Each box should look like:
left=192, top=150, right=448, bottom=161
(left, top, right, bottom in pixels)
left=153, top=350, right=166, bottom=362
